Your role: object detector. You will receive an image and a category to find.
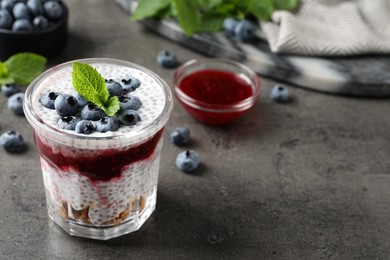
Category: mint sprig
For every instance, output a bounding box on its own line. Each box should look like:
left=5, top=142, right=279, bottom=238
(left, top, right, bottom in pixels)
left=72, top=62, right=120, bottom=117
left=0, top=53, right=47, bottom=85
left=132, top=0, right=300, bottom=36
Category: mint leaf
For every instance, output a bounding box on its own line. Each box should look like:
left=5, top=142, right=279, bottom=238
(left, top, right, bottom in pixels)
left=0, top=62, right=13, bottom=84
left=105, top=96, right=121, bottom=117
left=195, top=0, right=223, bottom=10
left=72, top=62, right=120, bottom=117
left=172, top=0, right=200, bottom=36
left=132, top=0, right=171, bottom=21
left=0, top=62, right=7, bottom=76
left=273, top=0, right=299, bottom=10
left=198, top=14, right=225, bottom=33
left=4, top=53, right=46, bottom=85
left=250, top=0, right=274, bottom=20
left=129, top=0, right=299, bottom=36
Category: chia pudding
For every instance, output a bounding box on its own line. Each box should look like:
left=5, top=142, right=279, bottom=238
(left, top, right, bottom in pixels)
left=23, top=58, right=173, bottom=240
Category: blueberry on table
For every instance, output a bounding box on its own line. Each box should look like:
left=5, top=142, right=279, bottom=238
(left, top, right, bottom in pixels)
left=234, top=20, right=256, bottom=42
left=7, top=92, right=24, bottom=116
left=54, top=94, right=79, bottom=117
left=96, top=117, right=120, bottom=133
left=1, top=0, right=15, bottom=13
left=223, top=17, right=238, bottom=34
left=119, top=96, right=142, bottom=111
left=105, top=79, right=123, bottom=97
left=39, top=92, right=59, bottom=109
left=58, top=116, right=80, bottom=130
left=75, top=120, right=95, bottom=134
left=81, top=103, right=106, bottom=121
left=121, top=77, right=141, bottom=94
left=0, top=131, right=26, bottom=153
left=13, top=2, right=31, bottom=20
left=156, top=50, right=178, bottom=68
left=27, top=0, right=43, bottom=16
left=270, top=84, right=291, bottom=103
left=0, top=9, right=13, bottom=29
left=118, top=109, right=141, bottom=126
left=176, top=150, right=201, bottom=173
left=33, top=15, right=49, bottom=29
left=12, top=18, right=33, bottom=32
left=170, top=127, right=190, bottom=146
left=43, top=1, right=63, bottom=20
left=1, top=84, right=20, bottom=98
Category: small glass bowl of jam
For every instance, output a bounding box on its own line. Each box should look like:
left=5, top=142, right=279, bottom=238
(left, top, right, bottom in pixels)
left=173, top=58, right=261, bottom=125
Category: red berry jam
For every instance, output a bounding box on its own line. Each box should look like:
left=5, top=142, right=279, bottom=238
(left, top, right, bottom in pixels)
left=34, top=128, right=164, bottom=182
left=176, top=70, right=254, bottom=125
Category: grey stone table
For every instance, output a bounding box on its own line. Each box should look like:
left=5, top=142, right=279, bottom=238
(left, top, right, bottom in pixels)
left=1, top=1, right=390, bottom=259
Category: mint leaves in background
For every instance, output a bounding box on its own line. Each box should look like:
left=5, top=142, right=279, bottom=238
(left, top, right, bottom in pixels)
left=72, top=62, right=120, bottom=117
left=132, top=0, right=300, bottom=36
left=0, top=53, right=47, bottom=85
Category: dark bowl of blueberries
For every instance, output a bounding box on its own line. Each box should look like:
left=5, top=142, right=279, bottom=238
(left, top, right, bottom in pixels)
left=0, top=0, right=68, bottom=60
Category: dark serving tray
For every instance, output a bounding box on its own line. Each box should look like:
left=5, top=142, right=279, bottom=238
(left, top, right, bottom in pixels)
left=116, top=0, right=390, bottom=97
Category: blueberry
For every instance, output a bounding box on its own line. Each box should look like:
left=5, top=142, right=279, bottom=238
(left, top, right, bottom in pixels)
left=7, top=92, right=24, bottom=116
left=13, top=2, right=31, bottom=20
left=43, top=1, right=62, bottom=20
left=1, top=84, right=20, bottom=97
left=0, top=9, right=13, bottom=29
left=74, top=92, right=88, bottom=108
left=54, top=94, right=79, bottom=117
left=234, top=20, right=256, bottom=42
left=119, top=95, right=142, bottom=111
left=118, top=109, right=141, bottom=126
left=57, top=116, right=80, bottom=130
left=39, top=91, right=58, bottom=109
left=95, top=117, right=120, bottom=133
left=270, top=84, right=291, bottom=103
left=1, top=0, right=15, bottom=13
left=81, top=103, right=106, bottom=121
left=33, top=15, right=49, bottom=29
left=12, top=18, right=33, bottom=31
left=223, top=17, right=238, bottom=34
left=105, top=79, right=123, bottom=97
left=27, top=0, right=43, bottom=16
left=156, top=50, right=178, bottom=68
left=176, top=150, right=201, bottom=172
left=121, top=77, right=141, bottom=94
left=0, top=131, right=26, bottom=153
left=170, top=127, right=190, bottom=146
left=75, top=120, right=95, bottom=135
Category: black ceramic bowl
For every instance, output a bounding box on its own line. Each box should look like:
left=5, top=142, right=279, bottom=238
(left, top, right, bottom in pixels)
left=0, top=1, right=68, bottom=60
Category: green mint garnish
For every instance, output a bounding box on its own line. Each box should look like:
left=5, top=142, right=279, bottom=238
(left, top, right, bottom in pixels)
left=72, top=62, right=120, bottom=117
left=0, top=53, right=47, bottom=85
left=131, top=0, right=300, bottom=36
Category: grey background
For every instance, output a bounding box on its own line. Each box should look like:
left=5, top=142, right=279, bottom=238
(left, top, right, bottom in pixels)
left=1, top=0, right=390, bottom=259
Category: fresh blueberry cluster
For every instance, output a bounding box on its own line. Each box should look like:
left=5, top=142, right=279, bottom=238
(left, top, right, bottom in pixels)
left=223, top=18, right=256, bottom=42
left=1, top=84, right=24, bottom=115
left=39, top=77, right=143, bottom=134
left=0, top=0, right=65, bottom=32
left=170, top=127, right=201, bottom=172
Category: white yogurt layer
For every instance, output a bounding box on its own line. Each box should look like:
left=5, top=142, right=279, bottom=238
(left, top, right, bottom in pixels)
left=41, top=139, right=163, bottom=225
left=31, top=62, right=167, bottom=148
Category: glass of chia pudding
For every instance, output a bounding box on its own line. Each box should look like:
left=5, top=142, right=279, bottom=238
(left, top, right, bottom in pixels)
left=23, top=58, right=173, bottom=240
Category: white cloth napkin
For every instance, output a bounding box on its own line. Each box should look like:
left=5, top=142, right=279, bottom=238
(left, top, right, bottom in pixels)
left=261, top=0, right=390, bottom=56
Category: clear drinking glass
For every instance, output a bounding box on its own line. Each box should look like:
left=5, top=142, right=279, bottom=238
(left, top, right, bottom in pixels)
left=24, top=58, right=173, bottom=240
